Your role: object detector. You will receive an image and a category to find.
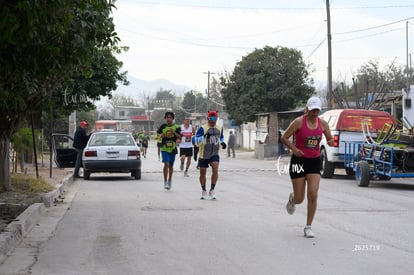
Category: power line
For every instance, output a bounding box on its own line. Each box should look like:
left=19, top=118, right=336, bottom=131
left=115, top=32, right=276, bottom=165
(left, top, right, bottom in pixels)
left=334, top=16, right=414, bottom=35
left=333, top=28, right=403, bottom=44
left=115, top=6, right=413, bottom=60
left=133, top=2, right=323, bottom=10
left=115, top=26, right=253, bottom=50
left=305, top=38, right=326, bottom=60
left=133, top=2, right=414, bottom=11
left=333, top=5, right=414, bottom=10
left=208, top=97, right=225, bottom=107
left=117, top=15, right=412, bottom=51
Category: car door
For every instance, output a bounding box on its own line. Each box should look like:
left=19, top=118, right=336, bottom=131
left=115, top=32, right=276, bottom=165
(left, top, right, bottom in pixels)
left=52, top=133, right=79, bottom=168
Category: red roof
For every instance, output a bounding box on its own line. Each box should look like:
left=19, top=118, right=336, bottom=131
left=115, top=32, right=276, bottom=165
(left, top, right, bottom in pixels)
left=131, top=115, right=148, bottom=121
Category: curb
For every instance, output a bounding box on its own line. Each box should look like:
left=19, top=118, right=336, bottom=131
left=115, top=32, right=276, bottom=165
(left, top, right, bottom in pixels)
left=41, top=174, right=74, bottom=207
left=0, top=174, right=74, bottom=264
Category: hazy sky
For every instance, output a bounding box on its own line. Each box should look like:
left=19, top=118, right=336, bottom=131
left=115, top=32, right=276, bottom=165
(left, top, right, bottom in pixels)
left=113, top=0, right=414, bottom=92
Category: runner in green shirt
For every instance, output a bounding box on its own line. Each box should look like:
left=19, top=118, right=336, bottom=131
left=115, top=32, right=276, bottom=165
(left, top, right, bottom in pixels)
left=139, top=131, right=150, bottom=158
left=157, top=111, right=181, bottom=190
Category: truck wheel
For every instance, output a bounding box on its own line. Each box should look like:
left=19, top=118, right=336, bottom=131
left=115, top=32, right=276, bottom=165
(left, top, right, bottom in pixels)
left=355, top=161, right=370, bottom=187
left=320, top=148, right=334, bottom=178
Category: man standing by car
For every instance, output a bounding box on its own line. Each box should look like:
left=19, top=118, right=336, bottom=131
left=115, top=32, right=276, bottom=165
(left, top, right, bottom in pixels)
left=73, top=120, right=90, bottom=178
left=157, top=112, right=181, bottom=190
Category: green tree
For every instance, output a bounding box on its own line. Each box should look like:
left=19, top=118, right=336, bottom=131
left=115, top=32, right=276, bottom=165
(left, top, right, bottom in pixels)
left=10, top=128, right=34, bottom=174
left=221, top=46, right=314, bottom=125
left=154, top=89, right=175, bottom=104
left=179, top=91, right=208, bottom=115
left=169, top=90, right=209, bottom=125
left=333, top=60, right=406, bottom=110
left=150, top=90, right=176, bottom=128
left=181, top=91, right=197, bottom=115
left=0, top=0, right=126, bottom=190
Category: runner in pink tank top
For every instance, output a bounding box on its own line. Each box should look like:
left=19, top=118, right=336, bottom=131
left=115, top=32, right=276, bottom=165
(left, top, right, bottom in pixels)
left=281, top=97, right=334, bottom=238
left=294, top=115, right=323, bottom=158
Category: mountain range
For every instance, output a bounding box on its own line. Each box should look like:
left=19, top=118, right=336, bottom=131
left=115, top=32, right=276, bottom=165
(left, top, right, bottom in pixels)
left=114, top=74, right=191, bottom=99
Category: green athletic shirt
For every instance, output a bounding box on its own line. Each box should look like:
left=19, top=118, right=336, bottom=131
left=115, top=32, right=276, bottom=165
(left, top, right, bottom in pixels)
left=157, top=123, right=181, bottom=153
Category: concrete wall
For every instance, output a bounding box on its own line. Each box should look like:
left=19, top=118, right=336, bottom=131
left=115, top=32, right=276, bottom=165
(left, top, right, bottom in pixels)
left=254, top=112, right=280, bottom=159
left=254, top=141, right=278, bottom=160
left=240, top=122, right=257, bottom=150
left=227, top=113, right=282, bottom=159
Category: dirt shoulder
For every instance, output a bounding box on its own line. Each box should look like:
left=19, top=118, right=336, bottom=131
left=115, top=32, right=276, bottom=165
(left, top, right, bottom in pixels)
left=0, top=164, right=73, bottom=232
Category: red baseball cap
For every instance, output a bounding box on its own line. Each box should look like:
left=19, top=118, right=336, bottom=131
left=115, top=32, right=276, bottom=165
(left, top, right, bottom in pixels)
left=207, top=110, right=218, bottom=121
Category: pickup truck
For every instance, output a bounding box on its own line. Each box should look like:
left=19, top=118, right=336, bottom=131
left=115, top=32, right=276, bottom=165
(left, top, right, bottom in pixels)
left=319, top=109, right=395, bottom=178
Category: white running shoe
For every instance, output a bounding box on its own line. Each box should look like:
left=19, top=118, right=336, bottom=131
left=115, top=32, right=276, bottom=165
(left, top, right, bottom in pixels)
left=304, top=226, right=315, bottom=238
left=184, top=171, right=189, bottom=177
left=209, top=190, right=216, bottom=200
left=167, top=180, right=172, bottom=190
left=286, top=192, right=296, bottom=215
left=200, top=190, right=207, bottom=200
left=164, top=181, right=169, bottom=190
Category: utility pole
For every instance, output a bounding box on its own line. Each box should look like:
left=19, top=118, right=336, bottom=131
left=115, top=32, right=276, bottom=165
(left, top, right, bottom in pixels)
left=202, top=71, right=216, bottom=109
left=326, top=0, right=333, bottom=108
left=406, top=21, right=411, bottom=94
left=410, top=53, right=412, bottom=89
left=147, top=96, right=150, bottom=132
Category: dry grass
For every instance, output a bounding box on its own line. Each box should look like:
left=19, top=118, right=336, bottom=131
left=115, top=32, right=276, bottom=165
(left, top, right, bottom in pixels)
left=10, top=175, right=55, bottom=193
left=0, top=165, right=71, bottom=232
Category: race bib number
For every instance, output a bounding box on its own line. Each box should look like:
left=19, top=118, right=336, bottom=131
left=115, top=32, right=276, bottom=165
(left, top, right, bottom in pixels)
left=305, top=135, right=321, bottom=149
left=182, top=132, right=192, bottom=142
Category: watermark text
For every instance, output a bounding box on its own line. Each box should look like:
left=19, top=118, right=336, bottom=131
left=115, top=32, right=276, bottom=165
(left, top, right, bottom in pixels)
left=352, top=244, right=380, bottom=252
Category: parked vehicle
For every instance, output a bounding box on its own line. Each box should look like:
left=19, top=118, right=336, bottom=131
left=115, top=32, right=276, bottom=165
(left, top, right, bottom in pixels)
left=344, top=139, right=414, bottom=187
left=52, top=133, right=79, bottom=168
left=319, top=109, right=395, bottom=178
left=52, top=131, right=142, bottom=180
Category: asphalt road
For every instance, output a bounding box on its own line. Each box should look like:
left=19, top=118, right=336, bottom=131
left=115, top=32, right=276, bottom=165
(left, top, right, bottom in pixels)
left=0, top=142, right=413, bottom=275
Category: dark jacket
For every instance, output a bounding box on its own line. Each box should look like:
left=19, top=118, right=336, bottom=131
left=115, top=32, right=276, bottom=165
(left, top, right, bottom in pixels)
left=73, top=127, right=89, bottom=149
left=228, top=133, right=236, bottom=147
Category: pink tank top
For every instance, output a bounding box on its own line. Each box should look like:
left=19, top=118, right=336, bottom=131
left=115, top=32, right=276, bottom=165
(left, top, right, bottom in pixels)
left=294, top=115, right=323, bottom=158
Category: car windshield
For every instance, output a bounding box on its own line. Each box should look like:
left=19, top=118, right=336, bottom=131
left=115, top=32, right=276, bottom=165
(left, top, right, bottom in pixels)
left=89, top=133, right=136, bottom=146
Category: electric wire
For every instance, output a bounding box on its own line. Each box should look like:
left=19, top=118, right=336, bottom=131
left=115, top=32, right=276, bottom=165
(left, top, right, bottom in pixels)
left=132, top=2, right=414, bottom=11
left=334, top=16, right=414, bottom=35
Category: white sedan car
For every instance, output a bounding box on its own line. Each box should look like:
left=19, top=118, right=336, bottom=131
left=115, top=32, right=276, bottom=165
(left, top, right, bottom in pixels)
left=82, top=131, right=142, bottom=180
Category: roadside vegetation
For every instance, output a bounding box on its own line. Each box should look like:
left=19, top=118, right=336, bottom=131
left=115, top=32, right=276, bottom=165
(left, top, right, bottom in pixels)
left=10, top=175, right=54, bottom=194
